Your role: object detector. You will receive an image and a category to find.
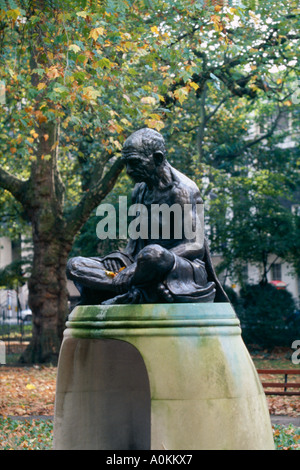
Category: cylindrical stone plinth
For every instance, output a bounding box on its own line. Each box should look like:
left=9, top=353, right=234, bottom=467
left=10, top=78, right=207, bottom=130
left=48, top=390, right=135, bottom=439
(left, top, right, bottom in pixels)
left=53, top=303, right=275, bottom=450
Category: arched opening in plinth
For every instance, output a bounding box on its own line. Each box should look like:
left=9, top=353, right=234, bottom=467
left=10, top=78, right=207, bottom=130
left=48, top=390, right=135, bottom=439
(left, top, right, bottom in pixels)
left=91, top=338, right=151, bottom=450
left=55, top=337, right=151, bottom=450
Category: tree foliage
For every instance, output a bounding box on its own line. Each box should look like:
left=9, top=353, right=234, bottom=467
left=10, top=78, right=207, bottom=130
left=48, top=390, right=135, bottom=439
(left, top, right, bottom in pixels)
left=207, top=162, right=300, bottom=283
left=0, top=0, right=299, bottom=360
left=233, top=283, right=298, bottom=348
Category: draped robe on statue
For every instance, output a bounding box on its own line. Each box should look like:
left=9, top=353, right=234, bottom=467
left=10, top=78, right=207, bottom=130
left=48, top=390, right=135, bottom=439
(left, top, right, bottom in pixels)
left=67, top=165, right=229, bottom=305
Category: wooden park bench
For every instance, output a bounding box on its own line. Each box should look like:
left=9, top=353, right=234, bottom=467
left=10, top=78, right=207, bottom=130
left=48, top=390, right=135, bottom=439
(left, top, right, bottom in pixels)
left=257, top=369, right=300, bottom=396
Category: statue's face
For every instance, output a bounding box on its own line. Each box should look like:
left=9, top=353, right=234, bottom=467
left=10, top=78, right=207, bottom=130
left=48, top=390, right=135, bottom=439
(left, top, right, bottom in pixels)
left=122, top=129, right=165, bottom=185
left=122, top=146, right=156, bottom=183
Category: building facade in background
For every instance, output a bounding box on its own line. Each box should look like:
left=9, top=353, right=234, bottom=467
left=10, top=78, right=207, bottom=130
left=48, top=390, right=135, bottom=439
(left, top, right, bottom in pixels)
left=0, top=236, right=79, bottom=319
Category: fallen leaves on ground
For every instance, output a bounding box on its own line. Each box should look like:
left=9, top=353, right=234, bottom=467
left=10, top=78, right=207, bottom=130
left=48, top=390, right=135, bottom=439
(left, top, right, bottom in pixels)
left=0, top=417, right=53, bottom=450
left=273, top=425, right=300, bottom=450
left=0, top=356, right=299, bottom=451
left=0, top=366, right=56, bottom=417
left=268, top=396, right=300, bottom=417
left=0, top=348, right=299, bottom=419
left=251, top=347, right=300, bottom=417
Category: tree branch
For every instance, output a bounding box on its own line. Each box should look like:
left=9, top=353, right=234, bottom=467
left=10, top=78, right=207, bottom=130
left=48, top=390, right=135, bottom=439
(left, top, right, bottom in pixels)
left=197, top=84, right=207, bottom=162
left=65, top=156, right=125, bottom=239
left=0, top=166, right=28, bottom=205
left=265, top=255, right=280, bottom=276
left=213, top=108, right=285, bottom=165
left=241, top=110, right=284, bottom=151
left=205, top=95, right=228, bottom=123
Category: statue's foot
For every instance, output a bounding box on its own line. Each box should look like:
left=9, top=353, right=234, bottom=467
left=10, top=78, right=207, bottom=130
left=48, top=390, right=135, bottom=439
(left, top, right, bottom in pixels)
left=102, top=293, right=128, bottom=305
left=157, top=283, right=173, bottom=302
left=102, top=288, right=142, bottom=305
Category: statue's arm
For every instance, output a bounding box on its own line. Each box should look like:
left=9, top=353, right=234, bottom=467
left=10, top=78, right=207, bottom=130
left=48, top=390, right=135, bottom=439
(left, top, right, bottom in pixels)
left=109, top=184, right=143, bottom=290
left=170, top=186, right=205, bottom=260
left=170, top=240, right=204, bottom=260
left=123, top=183, right=145, bottom=256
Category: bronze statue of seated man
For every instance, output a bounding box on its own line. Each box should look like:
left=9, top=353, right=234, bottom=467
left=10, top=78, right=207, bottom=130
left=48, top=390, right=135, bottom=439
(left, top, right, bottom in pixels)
left=66, top=128, right=228, bottom=305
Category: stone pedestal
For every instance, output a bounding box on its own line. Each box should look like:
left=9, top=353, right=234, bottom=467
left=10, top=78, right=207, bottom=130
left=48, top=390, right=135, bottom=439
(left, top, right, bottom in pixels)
left=53, top=303, right=275, bottom=450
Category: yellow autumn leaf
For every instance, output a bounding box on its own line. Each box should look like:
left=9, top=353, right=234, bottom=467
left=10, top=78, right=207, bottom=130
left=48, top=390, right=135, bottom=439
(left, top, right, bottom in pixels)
left=68, top=44, right=81, bottom=53
left=105, top=270, right=116, bottom=278
left=141, top=96, right=156, bottom=105
left=26, top=384, right=36, bottom=390
left=113, top=140, right=122, bottom=150
left=174, top=86, right=190, bottom=104
left=121, top=117, right=132, bottom=126
left=77, top=11, right=88, bottom=18
left=82, top=86, right=101, bottom=101
left=47, top=67, right=60, bottom=80
left=89, top=27, right=105, bottom=41
left=149, top=113, right=162, bottom=120
left=190, top=81, right=199, bottom=91
left=37, top=82, right=46, bottom=91
left=151, top=26, right=159, bottom=35
left=51, top=141, right=59, bottom=151
left=145, top=119, right=165, bottom=131
left=29, top=130, right=39, bottom=139
left=108, top=119, right=124, bottom=134
left=7, top=9, right=21, bottom=21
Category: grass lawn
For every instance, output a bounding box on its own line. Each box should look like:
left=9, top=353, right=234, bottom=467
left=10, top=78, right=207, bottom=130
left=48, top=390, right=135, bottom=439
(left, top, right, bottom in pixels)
left=0, top=417, right=53, bottom=450
left=0, top=417, right=299, bottom=450
left=250, top=346, right=300, bottom=370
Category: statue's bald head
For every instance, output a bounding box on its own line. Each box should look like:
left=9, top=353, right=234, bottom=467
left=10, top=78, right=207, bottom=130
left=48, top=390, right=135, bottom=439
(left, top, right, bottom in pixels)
left=121, top=128, right=168, bottom=185
left=122, top=128, right=166, bottom=162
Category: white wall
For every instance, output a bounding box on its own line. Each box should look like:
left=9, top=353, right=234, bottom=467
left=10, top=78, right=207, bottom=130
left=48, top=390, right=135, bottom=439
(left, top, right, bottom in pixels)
left=212, top=254, right=300, bottom=307
left=0, top=237, right=12, bottom=269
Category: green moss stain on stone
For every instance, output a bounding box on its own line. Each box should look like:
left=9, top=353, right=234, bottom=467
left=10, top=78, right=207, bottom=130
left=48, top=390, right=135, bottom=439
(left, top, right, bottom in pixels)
left=59, top=303, right=274, bottom=450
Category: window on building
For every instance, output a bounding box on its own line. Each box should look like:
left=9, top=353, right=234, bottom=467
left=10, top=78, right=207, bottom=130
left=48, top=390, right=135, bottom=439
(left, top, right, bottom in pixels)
left=258, top=111, right=290, bottom=135
left=292, top=205, right=300, bottom=216
left=277, top=113, right=290, bottom=132
left=271, top=263, right=282, bottom=281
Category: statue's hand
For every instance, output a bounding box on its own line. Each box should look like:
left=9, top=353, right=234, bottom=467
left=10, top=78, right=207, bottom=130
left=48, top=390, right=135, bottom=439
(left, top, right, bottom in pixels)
left=103, top=257, right=123, bottom=273
left=113, top=265, right=135, bottom=294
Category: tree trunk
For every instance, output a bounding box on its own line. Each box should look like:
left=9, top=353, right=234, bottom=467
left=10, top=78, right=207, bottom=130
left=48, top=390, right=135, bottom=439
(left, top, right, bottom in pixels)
left=21, top=237, right=71, bottom=364
left=19, top=110, right=71, bottom=363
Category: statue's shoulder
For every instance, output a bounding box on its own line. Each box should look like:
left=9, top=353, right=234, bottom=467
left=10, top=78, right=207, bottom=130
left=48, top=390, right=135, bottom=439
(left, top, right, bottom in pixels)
left=170, top=166, right=203, bottom=203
